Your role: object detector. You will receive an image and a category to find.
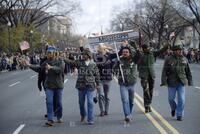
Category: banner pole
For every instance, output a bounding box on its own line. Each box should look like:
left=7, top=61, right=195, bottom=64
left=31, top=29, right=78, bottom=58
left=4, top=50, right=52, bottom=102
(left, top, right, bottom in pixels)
left=114, top=41, right=125, bottom=83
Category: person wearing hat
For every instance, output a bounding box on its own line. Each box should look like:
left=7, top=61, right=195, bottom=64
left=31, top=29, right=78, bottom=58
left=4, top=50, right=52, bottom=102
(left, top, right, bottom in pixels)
left=137, top=42, right=169, bottom=113
left=161, top=45, right=193, bottom=121
left=26, top=46, right=65, bottom=126
left=64, top=49, right=101, bottom=125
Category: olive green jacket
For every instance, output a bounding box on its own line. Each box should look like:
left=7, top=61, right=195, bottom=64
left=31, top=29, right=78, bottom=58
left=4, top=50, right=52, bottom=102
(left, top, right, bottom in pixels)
left=113, top=47, right=138, bottom=86
left=30, top=59, right=64, bottom=89
left=64, top=59, right=101, bottom=90
left=137, top=45, right=169, bottom=79
left=161, top=55, right=193, bottom=87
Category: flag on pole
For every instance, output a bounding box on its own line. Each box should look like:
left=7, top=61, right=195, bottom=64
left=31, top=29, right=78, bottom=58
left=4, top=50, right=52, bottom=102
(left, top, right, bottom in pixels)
left=19, top=41, right=30, bottom=50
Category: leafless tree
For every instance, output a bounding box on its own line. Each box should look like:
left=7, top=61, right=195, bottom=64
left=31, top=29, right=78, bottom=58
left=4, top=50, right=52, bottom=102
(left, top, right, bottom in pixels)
left=0, top=0, right=80, bottom=28
left=171, top=0, right=200, bottom=48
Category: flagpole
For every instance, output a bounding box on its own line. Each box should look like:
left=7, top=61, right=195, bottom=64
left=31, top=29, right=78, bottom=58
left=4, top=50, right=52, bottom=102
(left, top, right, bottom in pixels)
left=114, top=41, right=125, bottom=83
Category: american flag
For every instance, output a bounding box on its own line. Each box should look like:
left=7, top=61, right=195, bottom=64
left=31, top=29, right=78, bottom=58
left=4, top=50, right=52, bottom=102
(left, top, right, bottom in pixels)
left=19, top=41, right=30, bottom=50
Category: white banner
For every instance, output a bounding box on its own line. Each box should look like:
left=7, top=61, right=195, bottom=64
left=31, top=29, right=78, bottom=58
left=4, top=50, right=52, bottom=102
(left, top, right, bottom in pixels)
left=88, top=30, right=139, bottom=44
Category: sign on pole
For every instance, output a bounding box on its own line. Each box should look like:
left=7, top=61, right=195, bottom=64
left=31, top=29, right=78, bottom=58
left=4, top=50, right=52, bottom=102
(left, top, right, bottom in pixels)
left=19, top=41, right=30, bottom=51
left=87, top=30, right=139, bottom=84
left=88, top=30, right=139, bottom=44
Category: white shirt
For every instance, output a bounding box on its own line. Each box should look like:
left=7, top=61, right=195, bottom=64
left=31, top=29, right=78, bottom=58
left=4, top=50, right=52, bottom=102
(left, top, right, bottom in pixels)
left=85, top=60, right=90, bottom=66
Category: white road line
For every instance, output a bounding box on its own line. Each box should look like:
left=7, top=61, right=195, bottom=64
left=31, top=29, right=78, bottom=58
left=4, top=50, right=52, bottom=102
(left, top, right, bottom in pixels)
left=12, top=124, right=25, bottom=134
left=195, top=86, right=200, bottom=89
left=64, top=79, right=68, bottom=83
left=9, top=81, right=21, bottom=87
left=12, top=72, right=18, bottom=75
left=30, top=75, right=37, bottom=79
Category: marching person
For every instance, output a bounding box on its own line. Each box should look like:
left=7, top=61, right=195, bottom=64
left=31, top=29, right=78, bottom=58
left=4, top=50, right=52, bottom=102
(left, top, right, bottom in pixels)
left=113, top=40, right=139, bottom=123
left=137, top=42, right=169, bottom=113
left=94, top=44, right=114, bottom=116
left=64, top=49, right=101, bottom=125
left=26, top=46, right=64, bottom=126
left=161, top=45, right=193, bottom=121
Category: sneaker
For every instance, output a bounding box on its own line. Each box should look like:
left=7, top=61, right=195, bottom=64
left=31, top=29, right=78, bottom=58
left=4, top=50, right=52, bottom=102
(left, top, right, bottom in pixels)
left=145, top=106, right=149, bottom=113
left=80, top=116, right=86, bottom=123
left=125, top=117, right=130, bottom=123
left=177, top=116, right=182, bottom=121
left=171, top=110, right=175, bottom=117
left=88, top=121, right=94, bottom=125
left=57, top=119, right=64, bottom=123
left=104, top=111, right=108, bottom=116
left=148, top=107, right=152, bottom=112
left=45, top=120, right=54, bottom=127
left=99, top=111, right=105, bottom=117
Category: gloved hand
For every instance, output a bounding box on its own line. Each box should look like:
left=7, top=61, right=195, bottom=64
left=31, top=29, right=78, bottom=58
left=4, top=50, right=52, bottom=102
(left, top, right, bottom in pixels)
left=93, top=97, right=98, bottom=104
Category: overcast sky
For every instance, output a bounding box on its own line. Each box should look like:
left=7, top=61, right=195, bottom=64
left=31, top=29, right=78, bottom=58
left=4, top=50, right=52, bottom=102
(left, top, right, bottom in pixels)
left=73, top=0, right=139, bottom=36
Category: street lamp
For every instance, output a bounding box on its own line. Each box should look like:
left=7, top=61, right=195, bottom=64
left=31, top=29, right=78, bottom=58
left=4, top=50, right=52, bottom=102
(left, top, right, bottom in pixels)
left=7, top=22, right=11, bottom=52
left=164, top=24, right=169, bottom=43
left=30, top=30, right=33, bottom=52
left=119, top=23, right=124, bottom=31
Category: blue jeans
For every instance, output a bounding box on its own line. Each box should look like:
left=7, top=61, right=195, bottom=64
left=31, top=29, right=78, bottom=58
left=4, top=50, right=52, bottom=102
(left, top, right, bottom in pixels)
left=45, top=88, right=63, bottom=121
left=78, top=89, right=94, bottom=122
left=120, top=84, right=135, bottom=117
left=168, top=83, right=185, bottom=117
left=97, top=81, right=111, bottom=113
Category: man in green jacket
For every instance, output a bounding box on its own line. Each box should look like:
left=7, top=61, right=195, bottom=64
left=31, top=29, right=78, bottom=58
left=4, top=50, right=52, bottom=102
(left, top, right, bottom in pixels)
left=26, top=46, right=64, bottom=126
left=113, top=42, right=138, bottom=123
left=137, top=43, right=169, bottom=113
left=161, top=45, right=193, bottom=121
left=64, top=49, right=101, bottom=125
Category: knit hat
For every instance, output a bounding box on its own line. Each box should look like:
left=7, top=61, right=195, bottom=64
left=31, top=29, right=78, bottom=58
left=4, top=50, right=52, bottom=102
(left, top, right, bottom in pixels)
left=142, top=44, right=149, bottom=49
left=82, top=49, right=92, bottom=58
left=171, top=45, right=183, bottom=51
left=47, top=46, right=56, bottom=52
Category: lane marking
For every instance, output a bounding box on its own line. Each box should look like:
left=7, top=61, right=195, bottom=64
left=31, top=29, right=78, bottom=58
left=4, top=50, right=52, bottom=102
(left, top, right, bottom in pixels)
left=30, top=75, right=37, bottom=79
left=113, top=77, right=179, bottom=134
left=195, top=86, right=200, bottom=89
left=64, top=79, right=68, bottom=83
left=135, top=99, right=168, bottom=134
left=12, top=72, right=18, bottom=75
left=13, top=124, right=25, bottom=134
left=9, top=81, right=21, bottom=87
left=135, top=93, right=180, bottom=134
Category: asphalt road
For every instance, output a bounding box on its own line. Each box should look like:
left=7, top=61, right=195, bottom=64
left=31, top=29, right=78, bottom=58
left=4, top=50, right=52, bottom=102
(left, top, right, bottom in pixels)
left=0, top=59, right=200, bottom=134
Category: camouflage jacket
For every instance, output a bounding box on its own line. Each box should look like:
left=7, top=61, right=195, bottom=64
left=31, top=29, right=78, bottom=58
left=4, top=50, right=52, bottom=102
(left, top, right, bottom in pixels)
left=64, top=59, right=101, bottom=90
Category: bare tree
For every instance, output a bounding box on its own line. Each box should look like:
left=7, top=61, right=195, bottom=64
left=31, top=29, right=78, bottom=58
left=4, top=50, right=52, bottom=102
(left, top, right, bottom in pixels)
left=0, top=0, right=80, bottom=28
left=109, top=0, right=190, bottom=48
left=171, top=0, right=200, bottom=48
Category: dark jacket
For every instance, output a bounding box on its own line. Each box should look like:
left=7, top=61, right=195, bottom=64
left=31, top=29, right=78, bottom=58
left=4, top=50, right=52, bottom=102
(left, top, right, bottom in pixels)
left=113, top=46, right=138, bottom=86
left=94, top=52, right=114, bottom=81
left=37, top=57, right=47, bottom=91
left=161, top=54, right=193, bottom=87
left=137, top=45, right=169, bottom=79
left=30, top=58, right=64, bottom=89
